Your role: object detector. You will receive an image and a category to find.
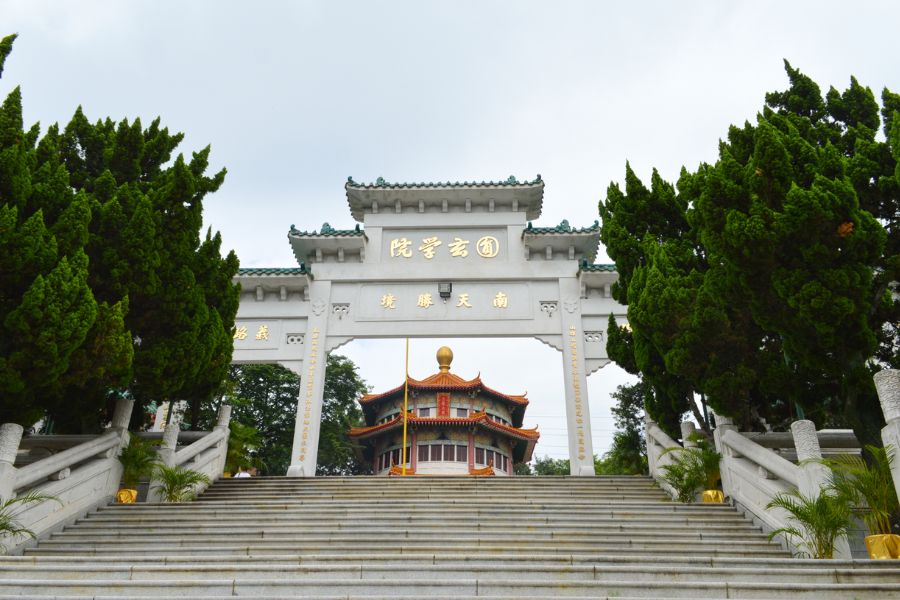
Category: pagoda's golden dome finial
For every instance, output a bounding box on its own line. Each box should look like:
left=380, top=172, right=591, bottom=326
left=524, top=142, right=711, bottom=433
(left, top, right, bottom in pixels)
left=436, top=346, right=453, bottom=373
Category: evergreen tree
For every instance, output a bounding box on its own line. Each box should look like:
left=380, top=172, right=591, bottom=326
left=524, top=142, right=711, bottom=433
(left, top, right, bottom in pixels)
left=0, top=35, right=238, bottom=431
left=599, top=62, right=898, bottom=446
left=317, top=354, right=369, bottom=476
left=595, top=382, right=649, bottom=475
left=0, top=35, right=110, bottom=426
left=204, top=364, right=300, bottom=475
left=202, top=355, right=370, bottom=476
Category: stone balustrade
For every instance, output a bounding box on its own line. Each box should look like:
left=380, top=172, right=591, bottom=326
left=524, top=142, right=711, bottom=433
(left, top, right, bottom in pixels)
left=148, top=405, right=231, bottom=503
left=644, top=415, right=682, bottom=499
left=645, top=409, right=863, bottom=557
left=0, top=400, right=231, bottom=554
left=875, top=369, right=900, bottom=503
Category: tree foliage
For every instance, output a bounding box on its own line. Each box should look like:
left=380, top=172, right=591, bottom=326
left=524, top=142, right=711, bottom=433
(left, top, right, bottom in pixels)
left=202, top=355, right=370, bottom=476
left=203, top=364, right=299, bottom=475
left=595, top=382, right=649, bottom=475
left=316, top=354, right=369, bottom=476
left=599, top=61, right=898, bottom=446
left=0, top=35, right=239, bottom=432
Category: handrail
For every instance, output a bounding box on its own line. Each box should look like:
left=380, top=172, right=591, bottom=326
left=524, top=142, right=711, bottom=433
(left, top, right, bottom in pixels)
left=19, top=435, right=97, bottom=450
left=134, top=431, right=208, bottom=443
left=741, top=430, right=859, bottom=449
left=173, top=429, right=226, bottom=466
left=721, top=429, right=800, bottom=486
left=13, top=430, right=120, bottom=491
left=647, top=422, right=679, bottom=449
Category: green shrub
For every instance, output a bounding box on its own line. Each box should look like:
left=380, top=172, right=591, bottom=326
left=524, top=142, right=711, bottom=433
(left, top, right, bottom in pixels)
left=117, top=434, right=160, bottom=488
left=152, top=465, right=210, bottom=502
left=767, top=489, right=852, bottom=559
left=659, top=431, right=721, bottom=503
left=825, top=444, right=899, bottom=536
left=0, top=491, right=59, bottom=552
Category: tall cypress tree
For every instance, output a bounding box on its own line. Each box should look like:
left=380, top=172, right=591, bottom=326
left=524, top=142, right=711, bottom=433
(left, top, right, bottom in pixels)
left=600, top=62, right=898, bottom=446
left=0, top=35, right=107, bottom=426
left=0, top=35, right=239, bottom=431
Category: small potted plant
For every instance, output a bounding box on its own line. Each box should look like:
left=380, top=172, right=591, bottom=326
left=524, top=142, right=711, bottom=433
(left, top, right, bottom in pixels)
left=826, top=444, right=900, bottom=559
left=660, top=432, right=723, bottom=503
left=152, top=464, right=211, bottom=502
left=116, top=434, right=160, bottom=503
left=766, top=488, right=852, bottom=559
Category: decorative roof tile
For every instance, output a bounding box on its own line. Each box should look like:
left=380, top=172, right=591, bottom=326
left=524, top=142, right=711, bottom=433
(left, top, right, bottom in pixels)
left=524, top=219, right=600, bottom=235
left=346, top=174, right=542, bottom=189
left=579, top=261, right=617, bottom=272
left=237, top=266, right=309, bottom=276
left=289, top=222, right=364, bottom=237
left=348, top=412, right=540, bottom=442
left=360, top=372, right=528, bottom=407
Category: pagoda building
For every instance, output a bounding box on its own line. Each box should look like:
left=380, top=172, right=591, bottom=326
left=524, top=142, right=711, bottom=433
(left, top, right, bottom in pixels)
left=348, top=346, right=540, bottom=476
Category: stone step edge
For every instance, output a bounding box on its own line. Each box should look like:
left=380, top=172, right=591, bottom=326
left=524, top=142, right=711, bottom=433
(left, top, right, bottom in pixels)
left=0, top=553, right=840, bottom=567
left=0, top=577, right=898, bottom=593
left=1, top=563, right=897, bottom=578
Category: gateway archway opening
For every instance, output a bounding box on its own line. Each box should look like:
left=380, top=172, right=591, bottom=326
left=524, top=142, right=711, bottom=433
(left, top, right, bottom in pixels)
left=232, top=177, right=625, bottom=476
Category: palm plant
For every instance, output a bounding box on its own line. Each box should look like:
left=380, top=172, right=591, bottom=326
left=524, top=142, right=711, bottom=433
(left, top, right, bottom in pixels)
left=0, top=491, right=59, bottom=552
left=152, top=464, right=210, bottom=502
left=825, top=445, right=899, bottom=536
left=766, top=489, right=852, bottom=559
left=117, top=434, right=160, bottom=489
left=660, top=432, right=721, bottom=503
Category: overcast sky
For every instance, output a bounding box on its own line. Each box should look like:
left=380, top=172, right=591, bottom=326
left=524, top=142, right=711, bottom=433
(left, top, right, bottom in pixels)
left=3, top=1, right=899, bottom=460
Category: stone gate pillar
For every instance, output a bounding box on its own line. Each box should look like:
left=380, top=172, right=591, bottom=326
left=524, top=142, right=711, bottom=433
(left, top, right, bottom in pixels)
left=286, top=281, right=332, bottom=477
left=559, top=279, right=595, bottom=476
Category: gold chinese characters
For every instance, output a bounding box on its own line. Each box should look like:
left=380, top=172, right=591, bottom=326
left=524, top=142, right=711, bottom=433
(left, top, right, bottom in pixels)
left=389, top=236, right=500, bottom=259
left=376, top=291, right=508, bottom=310
left=233, top=324, right=269, bottom=341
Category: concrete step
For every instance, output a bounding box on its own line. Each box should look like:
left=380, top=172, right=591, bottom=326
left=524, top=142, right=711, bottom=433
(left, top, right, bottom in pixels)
left=48, top=526, right=772, bottom=541
left=0, top=577, right=898, bottom=598
left=66, top=521, right=758, bottom=535
left=26, top=540, right=788, bottom=558
left=95, top=499, right=737, bottom=510
left=2, top=561, right=899, bottom=584
left=75, top=513, right=751, bottom=527
left=10, top=475, right=896, bottom=599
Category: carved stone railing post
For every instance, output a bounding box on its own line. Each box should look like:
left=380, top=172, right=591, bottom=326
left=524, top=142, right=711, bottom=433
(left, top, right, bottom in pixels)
left=875, top=369, right=900, bottom=503
left=109, top=397, right=134, bottom=453
left=644, top=414, right=659, bottom=478
left=213, top=404, right=232, bottom=477
left=0, top=424, right=23, bottom=502
left=681, top=421, right=697, bottom=448
left=790, top=419, right=851, bottom=559
left=147, top=422, right=180, bottom=503
left=711, top=413, right=737, bottom=496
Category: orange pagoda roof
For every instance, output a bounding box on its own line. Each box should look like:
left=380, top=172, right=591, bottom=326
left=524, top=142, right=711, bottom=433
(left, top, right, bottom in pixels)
left=359, top=371, right=528, bottom=407
left=348, top=411, right=540, bottom=442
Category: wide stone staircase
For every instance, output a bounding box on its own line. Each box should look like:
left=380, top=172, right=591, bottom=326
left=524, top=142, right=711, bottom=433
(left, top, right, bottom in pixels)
left=0, top=476, right=898, bottom=598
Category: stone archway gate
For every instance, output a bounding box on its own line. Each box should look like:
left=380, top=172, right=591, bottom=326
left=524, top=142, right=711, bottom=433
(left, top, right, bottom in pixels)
left=232, top=177, right=624, bottom=476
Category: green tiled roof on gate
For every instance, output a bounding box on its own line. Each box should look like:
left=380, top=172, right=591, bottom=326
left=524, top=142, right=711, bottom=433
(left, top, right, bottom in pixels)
left=289, top=222, right=365, bottom=237
left=524, top=219, right=600, bottom=235
left=579, top=261, right=617, bottom=272
left=237, top=266, right=310, bottom=276
left=345, top=174, right=542, bottom=188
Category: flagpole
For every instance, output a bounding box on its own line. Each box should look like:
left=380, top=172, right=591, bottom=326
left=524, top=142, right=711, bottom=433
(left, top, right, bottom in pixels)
left=401, top=338, right=409, bottom=476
